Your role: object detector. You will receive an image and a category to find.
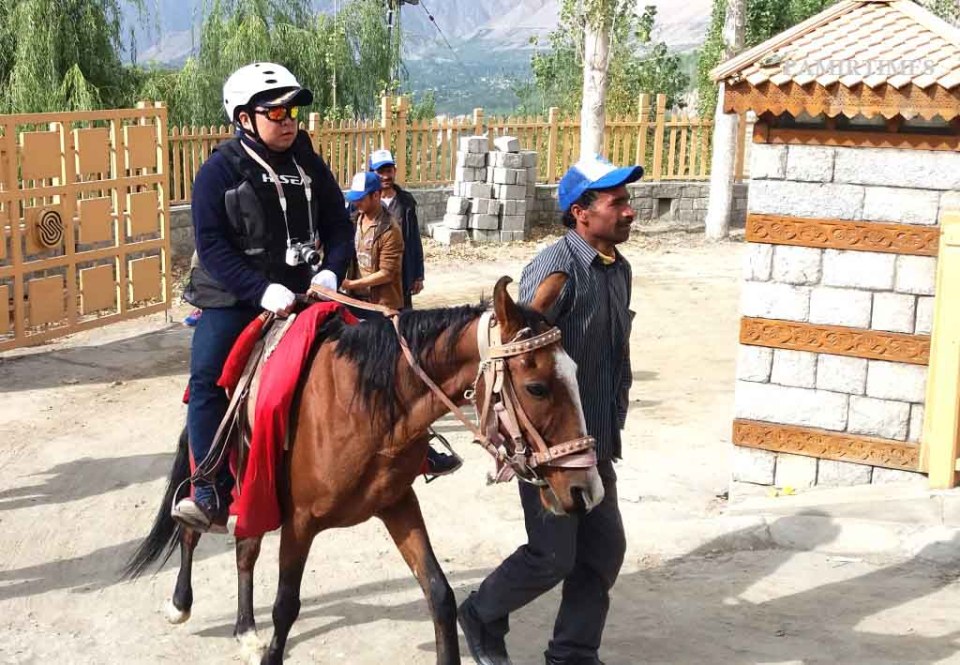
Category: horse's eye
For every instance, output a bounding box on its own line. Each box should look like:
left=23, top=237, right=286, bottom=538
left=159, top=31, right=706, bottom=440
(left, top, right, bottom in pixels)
left=525, top=382, right=549, bottom=399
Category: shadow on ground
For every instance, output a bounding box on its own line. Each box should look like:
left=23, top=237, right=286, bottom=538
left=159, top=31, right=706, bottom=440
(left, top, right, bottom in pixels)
left=0, top=325, right=189, bottom=393
left=139, top=512, right=960, bottom=665
left=0, top=452, right=172, bottom=512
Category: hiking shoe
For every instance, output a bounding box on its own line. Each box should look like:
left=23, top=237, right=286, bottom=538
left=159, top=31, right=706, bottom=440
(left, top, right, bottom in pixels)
left=426, top=446, right=463, bottom=476
left=172, top=497, right=219, bottom=532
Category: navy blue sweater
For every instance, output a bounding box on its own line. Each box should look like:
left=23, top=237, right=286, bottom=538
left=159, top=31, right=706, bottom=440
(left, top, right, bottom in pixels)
left=191, top=132, right=354, bottom=305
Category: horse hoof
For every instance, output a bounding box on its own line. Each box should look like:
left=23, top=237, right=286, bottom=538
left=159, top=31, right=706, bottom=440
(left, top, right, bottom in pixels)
left=237, top=630, right=266, bottom=665
left=164, top=599, right=191, bottom=624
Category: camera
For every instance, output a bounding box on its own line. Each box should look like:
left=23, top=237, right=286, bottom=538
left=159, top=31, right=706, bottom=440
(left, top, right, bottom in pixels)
left=285, top=242, right=321, bottom=267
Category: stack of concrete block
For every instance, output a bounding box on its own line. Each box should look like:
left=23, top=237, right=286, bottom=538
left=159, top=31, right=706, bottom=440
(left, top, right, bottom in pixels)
left=433, top=134, right=539, bottom=245
left=435, top=136, right=489, bottom=245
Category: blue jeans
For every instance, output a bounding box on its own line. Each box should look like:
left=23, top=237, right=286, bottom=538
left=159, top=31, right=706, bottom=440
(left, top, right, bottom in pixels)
left=187, top=305, right=260, bottom=508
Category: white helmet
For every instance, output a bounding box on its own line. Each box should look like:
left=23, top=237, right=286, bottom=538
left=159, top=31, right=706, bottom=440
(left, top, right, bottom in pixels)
left=222, top=62, right=313, bottom=122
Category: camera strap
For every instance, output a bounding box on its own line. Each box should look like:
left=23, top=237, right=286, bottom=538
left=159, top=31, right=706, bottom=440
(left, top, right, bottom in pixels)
left=240, top=141, right=315, bottom=248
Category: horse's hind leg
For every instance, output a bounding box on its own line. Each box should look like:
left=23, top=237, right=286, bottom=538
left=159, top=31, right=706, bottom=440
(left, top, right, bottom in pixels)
left=378, top=489, right=460, bottom=665
left=261, top=519, right=316, bottom=665
left=235, top=535, right=265, bottom=664
left=166, top=527, right=200, bottom=624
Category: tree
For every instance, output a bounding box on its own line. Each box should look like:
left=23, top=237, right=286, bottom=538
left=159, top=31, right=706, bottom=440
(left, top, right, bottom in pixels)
left=518, top=5, right=689, bottom=121
left=704, top=0, right=745, bottom=240
left=0, top=0, right=145, bottom=113
left=163, top=0, right=395, bottom=126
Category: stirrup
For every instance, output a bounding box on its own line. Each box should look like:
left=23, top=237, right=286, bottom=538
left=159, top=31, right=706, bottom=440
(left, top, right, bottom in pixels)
left=423, top=427, right=464, bottom=483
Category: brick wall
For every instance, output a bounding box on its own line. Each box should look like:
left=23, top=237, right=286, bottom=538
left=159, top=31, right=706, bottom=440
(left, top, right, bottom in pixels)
left=733, top=142, right=960, bottom=489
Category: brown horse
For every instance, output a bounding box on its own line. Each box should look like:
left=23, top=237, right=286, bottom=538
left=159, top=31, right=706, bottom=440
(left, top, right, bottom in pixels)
left=124, top=277, right=603, bottom=664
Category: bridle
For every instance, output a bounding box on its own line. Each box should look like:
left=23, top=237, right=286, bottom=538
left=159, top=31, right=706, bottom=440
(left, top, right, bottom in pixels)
left=308, top=286, right=597, bottom=485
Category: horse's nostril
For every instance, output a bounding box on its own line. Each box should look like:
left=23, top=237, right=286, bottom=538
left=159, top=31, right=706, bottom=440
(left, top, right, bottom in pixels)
left=571, top=487, right=588, bottom=514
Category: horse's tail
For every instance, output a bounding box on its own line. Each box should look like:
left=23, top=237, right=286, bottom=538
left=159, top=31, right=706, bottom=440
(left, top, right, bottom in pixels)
left=122, top=425, right=190, bottom=579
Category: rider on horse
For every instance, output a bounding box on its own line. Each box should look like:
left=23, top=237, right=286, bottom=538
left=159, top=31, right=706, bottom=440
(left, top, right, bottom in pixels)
left=173, top=62, right=355, bottom=531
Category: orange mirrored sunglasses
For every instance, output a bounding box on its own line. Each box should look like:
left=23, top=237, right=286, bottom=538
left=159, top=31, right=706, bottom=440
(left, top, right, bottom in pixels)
left=257, top=106, right=299, bottom=122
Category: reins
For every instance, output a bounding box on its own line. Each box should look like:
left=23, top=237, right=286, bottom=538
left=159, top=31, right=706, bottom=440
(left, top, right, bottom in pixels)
left=308, top=286, right=596, bottom=484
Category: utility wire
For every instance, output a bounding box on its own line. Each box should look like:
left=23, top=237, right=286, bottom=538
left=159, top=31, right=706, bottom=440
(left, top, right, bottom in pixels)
left=417, top=0, right=466, bottom=67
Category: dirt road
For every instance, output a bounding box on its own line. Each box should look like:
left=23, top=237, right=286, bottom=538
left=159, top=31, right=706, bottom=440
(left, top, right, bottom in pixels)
left=2, top=232, right=959, bottom=664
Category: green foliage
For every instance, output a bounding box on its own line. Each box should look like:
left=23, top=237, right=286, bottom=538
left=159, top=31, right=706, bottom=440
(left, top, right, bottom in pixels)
left=0, top=0, right=399, bottom=124
left=517, top=4, right=689, bottom=117
left=696, top=0, right=838, bottom=118
left=0, top=0, right=145, bottom=113
left=920, top=0, right=960, bottom=21
left=161, top=0, right=395, bottom=126
left=408, top=90, right=437, bottom=121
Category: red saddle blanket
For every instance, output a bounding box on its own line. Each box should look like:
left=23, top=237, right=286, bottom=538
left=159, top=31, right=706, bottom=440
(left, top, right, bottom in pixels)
left=223, top=301, right=357, bottom=538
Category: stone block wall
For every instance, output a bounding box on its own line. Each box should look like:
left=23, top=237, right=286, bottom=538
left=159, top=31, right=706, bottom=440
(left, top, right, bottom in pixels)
left=528, top=182, right=749, bottom=231
left=733, top=142, right=960, bottom=489
left=170, top=180, right=745, bottom=260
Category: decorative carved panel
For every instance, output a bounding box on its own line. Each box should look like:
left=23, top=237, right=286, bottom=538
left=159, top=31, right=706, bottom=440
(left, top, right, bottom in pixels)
left=755, top=125, right=960, bottom=152
left=740, top=317, right=930, bottom=365
left=124, top=125, right=157, bottom=171
left=128, top=256, right=161, bottom=303
left=74, top=127, right=111, bottom=176
left=79, top=264, right=116, bottom=315
left=78, top=197, right=114, bottom=244
left=733, top=418, right=920, bottom=471
left=27, top=275, right=65, bottom=326
left=20, top=130, right=62, bottom=180
left=746, top=214, right=939, bottom=256
left=24, top=206, right=65, bottom=255
left=126, top=190, right=159, bottom=238
left=725, top=81, right=960, bottom=122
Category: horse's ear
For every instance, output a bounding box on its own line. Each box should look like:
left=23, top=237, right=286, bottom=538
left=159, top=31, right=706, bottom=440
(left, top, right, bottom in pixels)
left=493, top=276, right=523, bottom=337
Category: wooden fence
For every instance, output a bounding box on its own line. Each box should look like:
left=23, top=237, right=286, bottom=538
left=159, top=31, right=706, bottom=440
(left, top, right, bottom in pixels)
left=168, top=94, right=751, bottom=205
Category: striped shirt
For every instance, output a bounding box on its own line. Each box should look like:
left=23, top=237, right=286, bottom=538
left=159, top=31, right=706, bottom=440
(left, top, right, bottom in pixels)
left=519, top=230, right=634, bottom=461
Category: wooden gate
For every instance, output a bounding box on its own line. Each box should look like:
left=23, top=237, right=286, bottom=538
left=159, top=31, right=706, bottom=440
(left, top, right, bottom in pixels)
left=0, top=103, right=170, bottom=351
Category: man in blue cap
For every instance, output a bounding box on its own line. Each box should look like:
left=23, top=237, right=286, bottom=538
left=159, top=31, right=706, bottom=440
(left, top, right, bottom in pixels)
left=366, top=149, right=461, bottom=477
left=340, top=171, right=406, bottom=310
left=369, top=148, right=425, bottom=310
left=458, top=155, right=641, bottom=665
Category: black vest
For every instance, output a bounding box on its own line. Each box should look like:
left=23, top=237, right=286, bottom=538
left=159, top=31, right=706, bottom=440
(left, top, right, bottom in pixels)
left=184, top=135, right=321, bottom=308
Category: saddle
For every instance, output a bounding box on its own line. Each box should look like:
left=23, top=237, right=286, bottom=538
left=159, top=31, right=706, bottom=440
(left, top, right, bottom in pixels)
left=188, top=301, right=305, bottom=503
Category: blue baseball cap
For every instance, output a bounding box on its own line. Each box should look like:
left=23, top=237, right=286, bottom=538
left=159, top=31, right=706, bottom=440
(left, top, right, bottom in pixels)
left=558, top=155, right=644, bottom=212
left=345, top=171, right=382, bottom=202
left=369, top=148, right=396, bottom=171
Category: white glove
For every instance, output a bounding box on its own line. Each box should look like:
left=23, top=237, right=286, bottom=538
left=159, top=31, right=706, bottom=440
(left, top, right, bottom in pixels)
left=259, top=283, right=296, bottom=316
left=310, top=269, right=338, bottom=291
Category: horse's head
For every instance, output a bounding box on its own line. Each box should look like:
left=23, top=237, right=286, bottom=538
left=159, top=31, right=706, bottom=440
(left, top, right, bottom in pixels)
left=476, top=277, right=604, bottom=515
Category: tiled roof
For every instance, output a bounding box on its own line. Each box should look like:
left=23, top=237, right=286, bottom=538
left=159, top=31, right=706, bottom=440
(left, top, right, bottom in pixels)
left=711, top=0, right=960, bottom=91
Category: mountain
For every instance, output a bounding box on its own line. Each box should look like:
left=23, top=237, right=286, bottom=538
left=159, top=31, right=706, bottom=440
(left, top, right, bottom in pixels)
left=130, top=0, right=712, bottom=63
left=124, top=0, right=713, bottom=113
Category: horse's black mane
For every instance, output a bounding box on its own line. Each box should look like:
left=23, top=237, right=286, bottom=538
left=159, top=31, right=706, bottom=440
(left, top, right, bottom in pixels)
left=317, top=300, right=545, bottom=425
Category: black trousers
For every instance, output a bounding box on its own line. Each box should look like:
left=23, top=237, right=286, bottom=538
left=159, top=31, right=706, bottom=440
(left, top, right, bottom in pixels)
left=471, top=460, right=625, bottom=663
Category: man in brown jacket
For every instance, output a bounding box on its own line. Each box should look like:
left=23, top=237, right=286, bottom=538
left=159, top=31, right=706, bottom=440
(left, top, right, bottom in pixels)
left=341, top=170, right=463, bottom=477
left=341, top=171, right=405, bottom=310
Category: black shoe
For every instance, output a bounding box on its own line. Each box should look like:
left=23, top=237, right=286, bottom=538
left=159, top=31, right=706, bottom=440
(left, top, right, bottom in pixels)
left=545, top=656, right=605, bottom=665
left=426, top=445, right=463, bottom=477
left=458, top=594, right=512, bottom=665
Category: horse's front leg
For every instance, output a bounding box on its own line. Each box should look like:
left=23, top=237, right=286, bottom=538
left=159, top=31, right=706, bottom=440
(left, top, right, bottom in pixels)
left=235, top=535, right=265, bottom=664
left=261, top=517, right=316, bottom=665
left=166, top=527, right=200, bottom=624
left=378, top=488, right=460, bottom=665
